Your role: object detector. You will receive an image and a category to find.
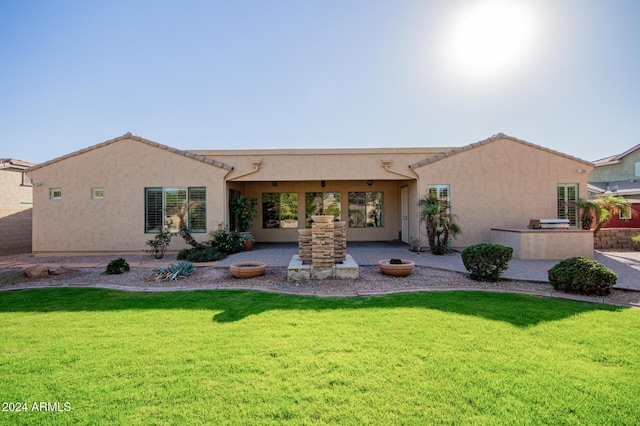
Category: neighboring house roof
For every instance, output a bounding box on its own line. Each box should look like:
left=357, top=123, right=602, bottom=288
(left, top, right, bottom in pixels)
left=593, top=143, right=640, bottom=166
left=588, top=179, right=640, bottom=197
left=27, top=133, right=234, bottom=173
left=0, top=158, right=36, bottom=170
left=408, top=133, right=593, bottom=169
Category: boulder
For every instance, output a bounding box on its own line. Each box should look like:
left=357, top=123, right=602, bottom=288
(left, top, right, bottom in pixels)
left=47, top=264, right=71, bottom=275
left=24, top=264, right=50, bottom=279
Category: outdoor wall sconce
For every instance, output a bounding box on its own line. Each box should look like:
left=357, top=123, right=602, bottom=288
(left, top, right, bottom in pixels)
left=367, top=180, right=374, bottom=186
left=272, top=181, right=278, bottom=187
left=321, top=180, right=326, bottom=188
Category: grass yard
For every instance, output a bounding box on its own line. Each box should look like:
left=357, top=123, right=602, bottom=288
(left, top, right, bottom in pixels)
left=1, top=288, right=639, bottom=425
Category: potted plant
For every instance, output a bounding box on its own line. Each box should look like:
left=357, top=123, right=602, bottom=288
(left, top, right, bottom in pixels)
left=239, top=232, right=255, bottom=251
left=230, top=195, right=258, bottom=249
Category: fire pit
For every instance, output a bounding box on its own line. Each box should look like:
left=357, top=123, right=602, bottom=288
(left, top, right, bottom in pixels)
left=377, top=259, right=415, bottom=277
left=230, top=262, right=267, bottom=279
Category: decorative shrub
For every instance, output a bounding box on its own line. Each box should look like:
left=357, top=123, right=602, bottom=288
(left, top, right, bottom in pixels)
left=145, top=226, right=173, bottom=259
left=461, top=243, right=513, bottom=282
left=105, top=258, right=130, bottom=275
left=150, top=261, right=196, bottom=282
left=209, top=228, right=242, bottom=255
left=177, top=246, right=227, bottom=262
left=632, top=234, right=640, bottom=251
left=548, top=257, right=617, bottom=296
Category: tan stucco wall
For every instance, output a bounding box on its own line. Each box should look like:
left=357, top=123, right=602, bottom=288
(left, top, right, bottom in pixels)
left=27, top=138, right=229, bottom=255
left=0, top=169, right=33, bottom=254
left=491, top=228, right=593, bottom=259
left=27, top=135, right=593, bottom=254
left=193, top=148, right=439, bottom=182
left=239, top=179, right=414, bottom=243
left=589, top=149, right=640, bottom=182
left=412, top=138, right=592, bottom=247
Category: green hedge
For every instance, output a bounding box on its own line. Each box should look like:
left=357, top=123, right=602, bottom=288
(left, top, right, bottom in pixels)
left=461, top=243, right=513, bottom=282
left=548, top=257, right=617, bottom=296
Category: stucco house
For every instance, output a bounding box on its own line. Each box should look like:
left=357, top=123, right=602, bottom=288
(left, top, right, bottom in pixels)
left=0, top=158, right=35, bottom=254
left=589, top=144, right=640, bottom=228
left=26, top=132, right=593, bottom=256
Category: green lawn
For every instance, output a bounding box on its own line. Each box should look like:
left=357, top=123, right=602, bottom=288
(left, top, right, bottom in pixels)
left=1, top=288, right=639, bottom=425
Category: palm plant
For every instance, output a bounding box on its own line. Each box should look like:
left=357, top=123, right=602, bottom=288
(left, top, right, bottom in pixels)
left=168, top=201, right=208, bottom=249
left=419, top=193, right=461, bottom=255
left=574, top=195, right=635, bottom=235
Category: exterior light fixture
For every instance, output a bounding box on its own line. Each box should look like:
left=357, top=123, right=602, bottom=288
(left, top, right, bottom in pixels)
left=272, top=181, right=278, bottom=187
left=367, top=180, right=373, bottom=186
left=321, top=180, right=326, bottom=188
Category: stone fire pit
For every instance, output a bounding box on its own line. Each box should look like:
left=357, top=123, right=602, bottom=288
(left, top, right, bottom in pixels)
left=378, top=259, right=415, bottom=277
left=230, top=262, right=267, bottom=279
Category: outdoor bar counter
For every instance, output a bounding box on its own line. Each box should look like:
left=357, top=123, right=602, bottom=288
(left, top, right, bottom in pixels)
left=490, top=228, right=594, bottom=260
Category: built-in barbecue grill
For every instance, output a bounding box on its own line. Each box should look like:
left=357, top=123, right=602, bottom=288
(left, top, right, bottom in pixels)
left=528, top=218, right=570, bottom=229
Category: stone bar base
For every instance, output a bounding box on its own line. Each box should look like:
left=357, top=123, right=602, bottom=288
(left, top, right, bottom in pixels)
left=490, top=228, right=593, bottom=260
left=287, top=255, right=360, bottom=282
left=312, top=222, right=335, bottom=267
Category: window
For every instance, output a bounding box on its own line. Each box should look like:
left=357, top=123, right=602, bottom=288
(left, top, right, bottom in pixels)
left=635, top=162, right=640, bottom=177
left=305, top=192, right=341, bottom=227
left=262, top=193, right=298, bottom=228
left=145, top=187, right=206, bottom=233
left=49, top=188, right=61, bottom=200
left=91, top=187, right=104, bottom=200
left=557, top=184, right=579, bottom=227
left=620, top=207, right=632, bottom=220
left=428, top=185, right=450, bottom=202
left=348, top=192, right=383, bottom=228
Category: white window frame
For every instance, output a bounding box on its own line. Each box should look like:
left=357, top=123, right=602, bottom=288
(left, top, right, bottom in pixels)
left=91, top=187, right=104, bottom=200
left=428, top=184, right=450, bottom=202
left=49, top=188, right=62, bottom=200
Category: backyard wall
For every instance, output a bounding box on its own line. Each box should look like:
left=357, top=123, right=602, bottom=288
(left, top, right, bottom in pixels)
left=594, top=228, right=640, bottom=250
left=0, top=168, right=33, bottom=254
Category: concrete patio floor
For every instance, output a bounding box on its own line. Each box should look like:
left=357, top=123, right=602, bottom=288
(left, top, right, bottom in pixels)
left=213, top=242, right=640, bottom=291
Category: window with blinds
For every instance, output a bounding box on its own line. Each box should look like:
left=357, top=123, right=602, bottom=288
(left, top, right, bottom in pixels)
left=557, top=184, right=578, bottom=227
left=145, top=187, right=206, bottom=233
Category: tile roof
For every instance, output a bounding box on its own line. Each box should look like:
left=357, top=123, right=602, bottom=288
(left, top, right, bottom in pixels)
left=27, top=133, right=233, bottom=172
left=588, top=179, right=640, bottom=196
left=409, top=133, right=594, bottom=169
left=0, top=158, right=36, bottom=169
left=593, top=143, right=640, bottom=166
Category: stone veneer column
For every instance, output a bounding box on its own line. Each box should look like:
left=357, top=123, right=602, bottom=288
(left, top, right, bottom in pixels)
left=298, top=229, right=312, bottom=263
left=333, top=221, right=347, bottom=263
left=312, top=219, right=335, bottom=268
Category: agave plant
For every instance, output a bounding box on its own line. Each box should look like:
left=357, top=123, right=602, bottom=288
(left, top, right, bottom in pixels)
left=151, top=261, right=196, bottom=282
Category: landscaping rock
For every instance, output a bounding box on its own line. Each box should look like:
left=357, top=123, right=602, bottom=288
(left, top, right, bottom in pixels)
left=47, top=265, right=71, bottom=275
left=24, top=264, right=50, bottom=279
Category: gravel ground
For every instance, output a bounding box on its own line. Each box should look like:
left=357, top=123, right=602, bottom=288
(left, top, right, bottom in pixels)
left=1, top=255, right=638, bottom=306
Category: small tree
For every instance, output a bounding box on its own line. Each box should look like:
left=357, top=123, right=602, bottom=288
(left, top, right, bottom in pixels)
left=574, top=195, right=635, bottom=235
left=168, top=201, right=208, bottom=250
left=230, top=195, right=258, bottom=232
left=145, top=225, right=173, bottom=259
left=418, top=193, right=461, bottom=255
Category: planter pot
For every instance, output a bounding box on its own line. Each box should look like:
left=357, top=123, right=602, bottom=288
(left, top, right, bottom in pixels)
left=230, top=262, right=266, bottom=279
left=378, top=259, right=415, bottom=277
left=241, top=240, right=255, bottom=251
left=311, top=215, right=334, bottom=223
left=298, top=229, right=312, bottom=236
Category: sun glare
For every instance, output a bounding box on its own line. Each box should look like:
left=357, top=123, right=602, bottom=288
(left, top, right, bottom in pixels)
left=436, top=0, right=542, bottom=88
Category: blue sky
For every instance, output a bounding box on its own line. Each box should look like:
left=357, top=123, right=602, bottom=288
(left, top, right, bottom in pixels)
left=1, top=0, right=639, bottom=164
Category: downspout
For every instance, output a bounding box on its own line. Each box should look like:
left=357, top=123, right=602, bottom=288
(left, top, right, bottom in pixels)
left=381, top=160, right=421, bottom=248
left=381, top=159, right=418, bottom=180
left=227, top=159, right=263, bottom=181
left=223, top=159, right=262, bottom=228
